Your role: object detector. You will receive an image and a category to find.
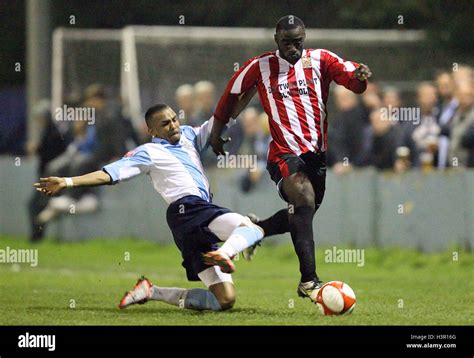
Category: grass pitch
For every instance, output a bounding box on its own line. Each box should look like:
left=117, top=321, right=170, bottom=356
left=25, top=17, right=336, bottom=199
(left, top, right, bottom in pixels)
left=0, top=236, right=472, bottom=325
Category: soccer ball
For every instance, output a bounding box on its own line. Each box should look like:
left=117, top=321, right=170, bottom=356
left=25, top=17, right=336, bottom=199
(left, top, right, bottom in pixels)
left=315, top=281, right=356, bottom=316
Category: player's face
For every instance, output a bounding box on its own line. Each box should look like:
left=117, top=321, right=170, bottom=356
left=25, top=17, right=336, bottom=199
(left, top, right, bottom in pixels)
left=275, top=27, right=305, bottom=64
left=152, top=108, right=181, bottom=144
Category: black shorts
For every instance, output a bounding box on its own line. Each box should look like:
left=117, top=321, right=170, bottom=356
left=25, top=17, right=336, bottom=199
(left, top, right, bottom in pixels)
left=266, top=151, right=327, bottom=209
left=166, top=195, right=232, bottom=281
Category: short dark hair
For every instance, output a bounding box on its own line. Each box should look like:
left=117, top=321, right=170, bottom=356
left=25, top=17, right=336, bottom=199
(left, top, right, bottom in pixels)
left=145, top=103, right=170, bottom=127
left=275, top=15, right=305, bottom=33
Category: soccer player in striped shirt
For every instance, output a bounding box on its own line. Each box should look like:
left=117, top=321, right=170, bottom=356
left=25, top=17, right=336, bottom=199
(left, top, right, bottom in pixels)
left=35, top=104, right=264, bottom=312
left=210, top=15, right=372, bottom=301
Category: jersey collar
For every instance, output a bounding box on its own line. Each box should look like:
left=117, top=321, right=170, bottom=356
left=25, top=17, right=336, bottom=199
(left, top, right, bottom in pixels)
left=152, top=136, right=169, bottom=145
left=151, top=132, right=184, bottom=146
left=275, top=49, right=307, bottom=67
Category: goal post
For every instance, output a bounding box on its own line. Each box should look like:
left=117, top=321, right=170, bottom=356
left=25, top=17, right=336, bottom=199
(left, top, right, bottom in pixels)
left=52, top=25, right=427, bottom=131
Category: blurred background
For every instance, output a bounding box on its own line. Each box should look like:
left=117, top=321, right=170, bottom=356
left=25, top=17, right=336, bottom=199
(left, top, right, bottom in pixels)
left=0, top=0, right=473, bottom=251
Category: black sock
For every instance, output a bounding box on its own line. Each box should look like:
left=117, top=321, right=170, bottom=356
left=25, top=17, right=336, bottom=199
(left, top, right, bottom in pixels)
left=289, top=205, right=317, bottom=282
left=258, top=209, right=290, bottom=237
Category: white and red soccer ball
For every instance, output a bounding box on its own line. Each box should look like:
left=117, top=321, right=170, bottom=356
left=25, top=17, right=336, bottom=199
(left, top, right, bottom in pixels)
left=315, top=281, right=356, bottom=316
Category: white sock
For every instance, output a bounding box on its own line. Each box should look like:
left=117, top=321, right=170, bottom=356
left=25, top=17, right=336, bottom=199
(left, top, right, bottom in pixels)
left=151, top=286, right=222, bottom=311
left=151, top=286, right=187, bottom=306
left=219, top=225, right=263, bottom=258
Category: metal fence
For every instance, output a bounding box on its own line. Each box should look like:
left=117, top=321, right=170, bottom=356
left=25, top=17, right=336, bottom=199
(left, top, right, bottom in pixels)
left=1, top=157, right=472, bottom=252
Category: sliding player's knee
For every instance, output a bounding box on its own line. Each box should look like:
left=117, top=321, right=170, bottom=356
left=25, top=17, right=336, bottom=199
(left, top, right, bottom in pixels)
left=210, top=283, right=236, bottom=311
left=217, top=292, right=236, bottom=311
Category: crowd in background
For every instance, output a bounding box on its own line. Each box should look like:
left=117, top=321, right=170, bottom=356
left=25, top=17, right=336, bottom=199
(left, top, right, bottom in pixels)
left=25, top=84, right=137, bottom=242
left=16, top=65, right=474, bottom=242
left=326, top=64, right=474, bottom=174
left=175, top=65, right=474, bottom=187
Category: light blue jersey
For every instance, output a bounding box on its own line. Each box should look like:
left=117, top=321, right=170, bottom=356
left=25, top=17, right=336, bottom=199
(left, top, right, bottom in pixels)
left=103, top=118, right=214, bottom=204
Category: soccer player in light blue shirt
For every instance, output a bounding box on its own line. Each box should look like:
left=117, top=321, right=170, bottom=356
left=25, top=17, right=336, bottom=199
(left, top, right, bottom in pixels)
left=35, top=104, right=264, bottom=312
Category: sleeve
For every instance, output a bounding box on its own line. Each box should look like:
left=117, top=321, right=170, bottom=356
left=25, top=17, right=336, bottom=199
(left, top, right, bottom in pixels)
left=213, top=56, right=261, bottom=124
left=180, top=117, right=215, bottom=153
left=194, top=116, right=214, bottom=152
left=321, top=50, right=367, bottom=94
left=102, top=146, right=153, bottom=185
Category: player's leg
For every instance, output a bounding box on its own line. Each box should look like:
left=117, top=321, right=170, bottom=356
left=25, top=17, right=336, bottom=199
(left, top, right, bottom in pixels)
left=238, top=210, right=290, bottom=260
left=208, top=282, right=235, bottom=310
left=118, top=267, right=235, bottom=311
left=267, top=153, right=323, bottom=300
left=154, top=266, right=235, bottom=311
left=203, top=212, right=264, bottom=271
left=281, top=171, right=318, bottom=282
left=249, top=209, right=290, bottom=237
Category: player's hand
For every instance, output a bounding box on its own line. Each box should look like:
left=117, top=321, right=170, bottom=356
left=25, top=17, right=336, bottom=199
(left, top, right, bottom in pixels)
left=354, top=64, right=372, bottom=81
left=209, top=134, right=231, bottom=156
left=34, top=177, right=67, bottom=196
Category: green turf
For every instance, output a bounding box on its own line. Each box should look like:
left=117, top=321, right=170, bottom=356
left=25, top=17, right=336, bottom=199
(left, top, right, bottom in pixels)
left=0, top=236, right=472, bottom=325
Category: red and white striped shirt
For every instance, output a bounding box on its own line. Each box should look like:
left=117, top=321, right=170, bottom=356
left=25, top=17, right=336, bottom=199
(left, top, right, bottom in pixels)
left=214, top=49, right=367, bottom=160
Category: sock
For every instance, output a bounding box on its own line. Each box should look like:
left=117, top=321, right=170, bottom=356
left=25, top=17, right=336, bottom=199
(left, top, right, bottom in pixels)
left=218, top=225, right=264, bottom=258
left=289, top=205, right=317, bottom=282
left=151, top=286, right=187, bottom=306
left=184, top=288, right=222, bottom=311
left=257, top=209, right=290, bottom=237
left=151, top=286, right=222, bottom=311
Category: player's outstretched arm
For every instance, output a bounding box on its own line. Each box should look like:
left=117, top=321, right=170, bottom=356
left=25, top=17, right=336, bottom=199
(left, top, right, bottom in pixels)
left=323, top=51, right=371, bottom=94
left=34, top=170, right=111, bottom=196
left=210, top=86, right=258, bottom=155
left=209, top=120, right=230, bottom=156
left=211, top=56, right=260, bottom=155
left=231, top=86, right=257, bottom=119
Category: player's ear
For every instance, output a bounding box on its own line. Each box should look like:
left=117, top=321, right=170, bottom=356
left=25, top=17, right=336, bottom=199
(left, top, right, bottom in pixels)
left=274, top=33, right=278, bottom=44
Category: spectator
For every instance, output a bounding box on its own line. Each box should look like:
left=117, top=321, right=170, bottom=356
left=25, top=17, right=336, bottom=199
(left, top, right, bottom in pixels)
left=237, top=109, right=271, bottom=192
left=26, top=100, right=69, bottom=242
left=190, top=81, right=215, bottom=125
left=361, top=81, right=382, bottom=116
left=175, top=84, right=195, bottom=125
left=82, top=84, right=128, bottom=164
left=382, top=86, right=402, bottom=110
left=185, top=81, right=218, bottom=167
left=328, top=86, right=371, bottom=174
left=367, top=109, right=405, bottom=170
left=381, top=86, right=403, bottom=127
left=461, top=122, right=474, bottom=167
left=410, top=82, right=440, bottom=168
left=448, top=82, right=474, bottom=168
left=436, top=71, right=459, bottom=169
left=37, top=113, right=97, bottom=225
left=452, top=65, right=473, bottom=87
left=37, top=84, right=129, bottom=227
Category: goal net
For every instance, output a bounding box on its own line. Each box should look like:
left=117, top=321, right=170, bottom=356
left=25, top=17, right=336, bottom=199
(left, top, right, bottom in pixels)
left=52, top=25, right=427, bottom=133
